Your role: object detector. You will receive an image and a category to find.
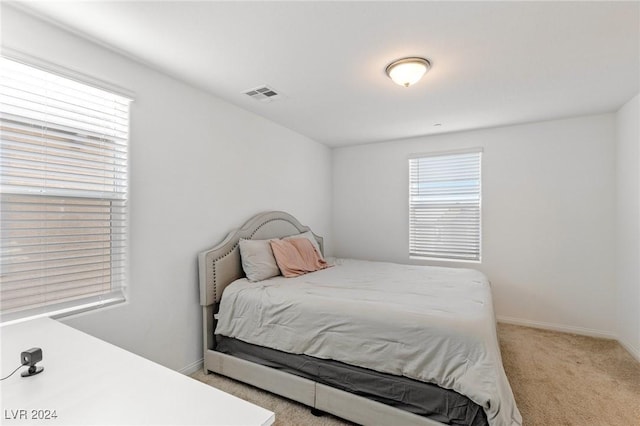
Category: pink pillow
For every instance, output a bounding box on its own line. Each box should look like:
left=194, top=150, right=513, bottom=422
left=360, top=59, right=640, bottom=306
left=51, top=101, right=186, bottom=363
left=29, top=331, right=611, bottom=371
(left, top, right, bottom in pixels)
left=270, top=238, right=329, bottom=278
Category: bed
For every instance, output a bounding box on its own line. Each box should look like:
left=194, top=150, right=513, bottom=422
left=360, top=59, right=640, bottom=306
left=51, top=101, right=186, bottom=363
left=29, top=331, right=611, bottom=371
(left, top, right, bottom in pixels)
left=198, top=211, right=521, bottom=426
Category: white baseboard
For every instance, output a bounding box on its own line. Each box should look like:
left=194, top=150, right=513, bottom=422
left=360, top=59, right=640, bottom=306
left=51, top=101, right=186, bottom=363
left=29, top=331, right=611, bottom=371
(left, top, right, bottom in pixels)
left=497, top=315, right=617, bottom=340
left=618, top=338, right=640, bottom=362
left=179, top=358, right=203, bottom=375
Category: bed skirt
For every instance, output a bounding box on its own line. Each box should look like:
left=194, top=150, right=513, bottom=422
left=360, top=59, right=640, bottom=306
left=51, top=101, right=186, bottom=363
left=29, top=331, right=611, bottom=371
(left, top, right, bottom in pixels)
left=216, top=336, right=488, bottom=426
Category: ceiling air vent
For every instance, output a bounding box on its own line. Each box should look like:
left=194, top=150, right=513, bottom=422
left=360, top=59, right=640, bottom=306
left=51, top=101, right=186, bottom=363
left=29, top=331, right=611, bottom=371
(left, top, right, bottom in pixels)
left=243, top=85, right=282, bottom=102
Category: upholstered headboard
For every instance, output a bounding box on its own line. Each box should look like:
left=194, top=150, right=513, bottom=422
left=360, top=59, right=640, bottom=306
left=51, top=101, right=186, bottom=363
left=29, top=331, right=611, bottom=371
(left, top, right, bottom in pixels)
left=198, top=211, right=324, bottom=307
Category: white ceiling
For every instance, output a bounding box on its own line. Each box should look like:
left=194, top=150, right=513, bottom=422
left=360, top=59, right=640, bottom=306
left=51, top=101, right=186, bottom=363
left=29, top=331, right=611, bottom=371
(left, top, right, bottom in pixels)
left=12, top=1, right=640, bottom=147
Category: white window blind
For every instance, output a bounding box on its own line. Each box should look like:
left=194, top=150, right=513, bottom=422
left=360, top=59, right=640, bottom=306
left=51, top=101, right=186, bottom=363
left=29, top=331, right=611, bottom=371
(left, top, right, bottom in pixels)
left=409, top=150, right=482, bottom=262
left=0, top=57, right=131, bottom=322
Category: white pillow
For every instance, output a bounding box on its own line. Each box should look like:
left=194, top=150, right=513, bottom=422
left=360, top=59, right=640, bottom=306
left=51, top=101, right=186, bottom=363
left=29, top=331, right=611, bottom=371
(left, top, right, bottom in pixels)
left=284, top=231, right=323, bottom=259
left=239, top=239, right=280, bottom=282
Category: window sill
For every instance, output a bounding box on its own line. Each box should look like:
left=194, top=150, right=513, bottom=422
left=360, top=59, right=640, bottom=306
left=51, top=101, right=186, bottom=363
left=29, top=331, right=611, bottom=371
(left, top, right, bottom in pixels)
left=409, top=255, right=482, bottom=265
left=0, top=292, right=126, bottom=327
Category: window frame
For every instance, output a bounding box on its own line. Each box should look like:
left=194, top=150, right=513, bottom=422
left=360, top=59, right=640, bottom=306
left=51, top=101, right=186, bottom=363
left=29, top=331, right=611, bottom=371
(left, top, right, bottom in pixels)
left=0, top=53, right=133, bottom=324
left=408, top=148, right=483, bottom=263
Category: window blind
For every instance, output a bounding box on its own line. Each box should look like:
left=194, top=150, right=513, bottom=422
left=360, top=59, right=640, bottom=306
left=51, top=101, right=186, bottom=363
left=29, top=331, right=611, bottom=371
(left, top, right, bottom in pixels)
left=0, top=57, right=131, bottom=321
left=409, top=150, right=482, bottom=262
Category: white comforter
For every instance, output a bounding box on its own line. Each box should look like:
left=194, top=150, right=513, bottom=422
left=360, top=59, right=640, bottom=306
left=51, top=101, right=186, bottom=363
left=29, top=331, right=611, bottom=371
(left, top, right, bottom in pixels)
left=215, top=258, right=522, bottom=426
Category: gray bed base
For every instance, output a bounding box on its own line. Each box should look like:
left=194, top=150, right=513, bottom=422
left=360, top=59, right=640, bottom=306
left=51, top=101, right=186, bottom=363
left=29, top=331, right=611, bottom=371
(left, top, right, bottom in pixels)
left=198, top=211, right=443, bottom=426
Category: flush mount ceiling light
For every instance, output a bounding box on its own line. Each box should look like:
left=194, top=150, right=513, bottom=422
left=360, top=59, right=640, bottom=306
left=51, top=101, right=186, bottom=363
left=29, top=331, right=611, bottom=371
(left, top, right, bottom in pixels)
left=385, top=57, right=431, bottom=88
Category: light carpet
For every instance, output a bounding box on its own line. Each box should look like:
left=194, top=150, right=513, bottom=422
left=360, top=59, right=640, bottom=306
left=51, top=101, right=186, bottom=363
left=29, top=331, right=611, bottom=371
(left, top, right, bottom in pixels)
left=191, top=324, right=640, bottom=425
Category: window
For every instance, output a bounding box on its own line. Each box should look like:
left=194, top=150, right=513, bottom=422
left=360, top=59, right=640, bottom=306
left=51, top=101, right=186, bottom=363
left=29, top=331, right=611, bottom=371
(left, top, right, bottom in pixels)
left=409, top=149, right=482, bottom=262
left=0, top=57, right=131, bottom=322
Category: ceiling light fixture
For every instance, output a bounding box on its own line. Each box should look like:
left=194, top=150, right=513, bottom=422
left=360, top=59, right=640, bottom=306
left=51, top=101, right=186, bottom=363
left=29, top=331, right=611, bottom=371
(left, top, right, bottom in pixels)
left=385, top=57, right=431, bottom=88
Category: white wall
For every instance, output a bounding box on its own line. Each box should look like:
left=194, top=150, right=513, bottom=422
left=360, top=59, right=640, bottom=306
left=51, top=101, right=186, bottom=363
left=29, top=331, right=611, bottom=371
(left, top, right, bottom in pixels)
left=333, top=115, right=617, bottom=337
left=3, top=4, right=635, bottom=370
left=1, top=6, right=332, bottom=372
left=615, top=93, right=640, bottom=360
